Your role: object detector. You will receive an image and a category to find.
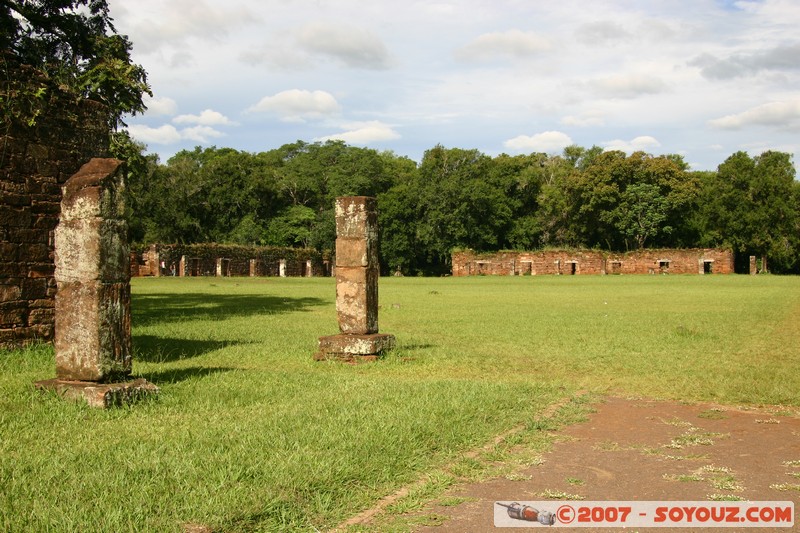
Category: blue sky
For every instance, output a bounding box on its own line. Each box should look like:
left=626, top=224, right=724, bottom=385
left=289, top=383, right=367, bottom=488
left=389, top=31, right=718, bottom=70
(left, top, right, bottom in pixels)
left=111, top=0, right=800, bottom=171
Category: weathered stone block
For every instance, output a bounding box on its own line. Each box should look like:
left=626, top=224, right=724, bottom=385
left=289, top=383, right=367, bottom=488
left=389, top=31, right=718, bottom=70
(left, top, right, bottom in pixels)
left=335, top=237, right=378, bottom=268
left=316, top=333, right=396, bottom=358
left=24, top=242, right=51, bottom=262
left=0, top=328, right=15, bottom=345
left=54, top=280, right=131, bottom=381
left=0, top=284, right=22, bottom=302
left=0, top=243, right=19, bottom=261
left=0, top=262, right=25, bottom=277
left=21, top=278, right=48, bottom=300
left=0, top=206, right=32, bottom=227
left=60, top=158, right=125, bottom=221
left=35, top=378, right=158, bottom=408
left=335, top=196, right=377, bottom=239
left=336, top=266, right=378, bottom=334
left=0, top=307, right=25, bottom=327
left=54, top=218, right=129, bottom=282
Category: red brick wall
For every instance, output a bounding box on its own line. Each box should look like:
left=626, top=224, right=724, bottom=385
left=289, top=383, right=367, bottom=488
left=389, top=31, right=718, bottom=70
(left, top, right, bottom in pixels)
left=1, top=57, right=109, bottom=347
left=131, top=244, right=326, bottom=278
left=452, top=248, right=734, bottom=277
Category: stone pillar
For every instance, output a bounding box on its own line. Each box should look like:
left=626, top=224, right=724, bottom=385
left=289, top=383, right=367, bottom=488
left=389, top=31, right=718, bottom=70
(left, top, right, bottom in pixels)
left=35, top=159, right=157, bottom=407
left=250, top=259, right=257, bottom=277
left=215, top=257, right=223, bottom=277
left=306, top=259, right=313, bottom=277
left=279, top=259, right=286, bottom=277
left=315, top=196, right=395, bottom=362
left=179, top=255, right=187, bottom=277
left=750, top=255, right=756, bottom=275
left=149, top=244, right=161, bottom=277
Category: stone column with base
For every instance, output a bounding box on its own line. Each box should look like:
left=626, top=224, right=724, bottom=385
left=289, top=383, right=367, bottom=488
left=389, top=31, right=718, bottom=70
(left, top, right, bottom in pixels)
left=315, top=196, right=395, bottom=362
left=35, top=158, right=157, bottom=407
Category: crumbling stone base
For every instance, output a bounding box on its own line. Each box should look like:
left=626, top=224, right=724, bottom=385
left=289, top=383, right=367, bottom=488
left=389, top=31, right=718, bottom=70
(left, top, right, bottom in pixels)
left=314, top=333, right=396, bottom=363
left=35, top=378, right=158, bottom=408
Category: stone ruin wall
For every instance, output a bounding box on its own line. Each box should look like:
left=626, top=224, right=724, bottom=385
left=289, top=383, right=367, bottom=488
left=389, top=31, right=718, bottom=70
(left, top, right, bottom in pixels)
left=452, top=248, right=734, bottom=277
left=130, top=244, right=329, bottom=278
left=1, top=56, right=109, bottom=347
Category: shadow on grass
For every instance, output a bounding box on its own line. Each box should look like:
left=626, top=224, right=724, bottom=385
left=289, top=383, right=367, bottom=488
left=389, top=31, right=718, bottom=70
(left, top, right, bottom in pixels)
left=132, top=292, right=327, bottom=327
left=133, top=335, right=243, bottom=363
left=138, top=366, right=235, bottom=385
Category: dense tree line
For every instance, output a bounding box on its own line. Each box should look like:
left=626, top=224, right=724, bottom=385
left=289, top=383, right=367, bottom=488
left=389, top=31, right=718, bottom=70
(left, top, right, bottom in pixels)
left=117, top=135, right=800, bottom=275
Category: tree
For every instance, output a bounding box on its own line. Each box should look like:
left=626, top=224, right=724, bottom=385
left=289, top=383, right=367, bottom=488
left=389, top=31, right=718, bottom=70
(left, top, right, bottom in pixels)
left=377, top=154, right=421, bottom=274
left=109, top=129, right=157, bottom=242
left=491, top=152, right=546, bottom=250
left=410, top=145, right=513, bottom=272
left=1, top=0, right=150, bottom=127
left=701, top=151, right=799, bottom=272
left=614, top=183, right=671, bottom=249
left=573, top=150, right=697, bottom=250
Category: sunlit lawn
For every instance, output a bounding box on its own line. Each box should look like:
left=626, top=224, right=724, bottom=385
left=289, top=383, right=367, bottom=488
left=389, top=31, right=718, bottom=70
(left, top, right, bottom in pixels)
left=1, top=274, right=798, bottom=531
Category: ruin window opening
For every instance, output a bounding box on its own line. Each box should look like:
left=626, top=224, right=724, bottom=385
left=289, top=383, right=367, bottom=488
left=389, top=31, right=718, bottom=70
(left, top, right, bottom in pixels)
left=703, top=260, right=713, bottom=274
left=568, top=262, right=577, bottom=275
left=610, top=261, right=622, bottom=274
left=658, top=260, right=670, bottom=273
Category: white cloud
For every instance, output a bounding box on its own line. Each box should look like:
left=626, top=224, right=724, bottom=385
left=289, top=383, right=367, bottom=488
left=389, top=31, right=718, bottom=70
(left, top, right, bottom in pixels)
left=708, top=99, right=800, bottom=130
left=143, top=95, right=178, bottom=116
left=297, top=22, right=392, bottom=70
left=561, top=112, right=605, bottom=127
left=241, top=22, right=393, bottom=71
left=503, top=131, right=573, bottom=153
left=588, top=74, right=669, bottom=99
left=126, top=124, right=182, bottom=144
left=247, top=90, right=341, bottom=122
left=455, top=29, right=551, bottom=62
left=173, top=109, right=236, bottom=126
left=691, top=43, right=800, bottom=80
left=602, top=136, right=661, bottom=153
left=180, top=126, right=225, bottom=143
left=575, top=21, right=631, bottom=45
left=316, top=121, right=400, bottom=144
left=125, top=124, right=224, bottom=145
left=117, top=0, right=259, bottom=55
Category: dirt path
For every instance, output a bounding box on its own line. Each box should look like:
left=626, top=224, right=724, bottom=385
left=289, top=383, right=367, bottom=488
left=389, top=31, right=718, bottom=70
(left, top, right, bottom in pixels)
left=411, top=397, right=800, bottom=532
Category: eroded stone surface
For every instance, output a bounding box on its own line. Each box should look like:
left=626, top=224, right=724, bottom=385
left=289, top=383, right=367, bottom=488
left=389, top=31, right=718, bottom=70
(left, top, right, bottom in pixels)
left=336, top=237, right=378, bottom=268
left=35, top=378, right=158, bottom=408
left=335, top=196, right=377, bottom=240
left=316, top=333, right=396, bottom=357
left=54, top=281, right=131, bottom=381
left=53, top=159, right=132, bottom=382
left=336, top=266, right=378, bottom=334
left=54, top=219, right=129, bottom=282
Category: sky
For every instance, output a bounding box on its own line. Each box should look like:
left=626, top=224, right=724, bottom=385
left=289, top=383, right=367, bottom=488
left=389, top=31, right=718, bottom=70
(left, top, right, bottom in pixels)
left=109, top=0, right=800, bottom=171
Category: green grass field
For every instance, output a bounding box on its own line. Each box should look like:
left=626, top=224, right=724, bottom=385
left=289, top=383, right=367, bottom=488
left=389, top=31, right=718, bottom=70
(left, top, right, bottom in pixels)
left=2, top=275, right=799, bottom=531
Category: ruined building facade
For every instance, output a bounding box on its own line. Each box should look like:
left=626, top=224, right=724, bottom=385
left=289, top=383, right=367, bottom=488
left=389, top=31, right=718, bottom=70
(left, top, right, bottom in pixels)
left=1, top=54, right=109, bottom=347
left=452, top=248, right=734, bottom=276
